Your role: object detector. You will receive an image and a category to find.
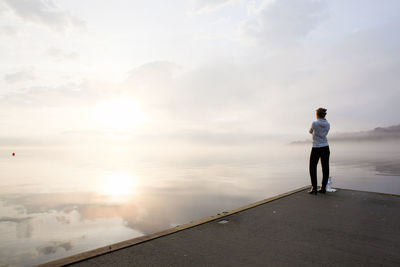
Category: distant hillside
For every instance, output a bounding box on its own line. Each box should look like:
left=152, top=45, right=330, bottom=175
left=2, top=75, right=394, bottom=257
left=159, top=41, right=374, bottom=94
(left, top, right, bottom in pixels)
left=292, top=124, right=400, bottom=144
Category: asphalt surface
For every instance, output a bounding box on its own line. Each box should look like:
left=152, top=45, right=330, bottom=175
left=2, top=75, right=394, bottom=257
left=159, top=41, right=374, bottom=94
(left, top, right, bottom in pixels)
left=67, top=189, right=400, bottom=266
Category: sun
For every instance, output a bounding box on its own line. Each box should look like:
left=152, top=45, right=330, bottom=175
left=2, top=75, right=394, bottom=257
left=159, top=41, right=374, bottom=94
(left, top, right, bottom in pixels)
left=92, top=97, right=146, bottom=129
left=101, top=173, right=137, bottom=196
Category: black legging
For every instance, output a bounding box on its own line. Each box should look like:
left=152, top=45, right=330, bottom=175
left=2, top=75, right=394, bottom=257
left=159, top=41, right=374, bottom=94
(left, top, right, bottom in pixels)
left=309, top=146, right=330, bottom=189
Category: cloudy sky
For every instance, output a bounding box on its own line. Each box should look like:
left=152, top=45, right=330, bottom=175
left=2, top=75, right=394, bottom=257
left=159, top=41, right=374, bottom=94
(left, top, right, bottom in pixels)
left=0, top=0, right=399, bottom=143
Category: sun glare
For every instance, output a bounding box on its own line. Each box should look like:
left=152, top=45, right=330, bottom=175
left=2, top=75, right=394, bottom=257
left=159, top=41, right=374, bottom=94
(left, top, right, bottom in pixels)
left=101, top=173, right=137, bottom=196
left=92, top=98, right=146, bottom=129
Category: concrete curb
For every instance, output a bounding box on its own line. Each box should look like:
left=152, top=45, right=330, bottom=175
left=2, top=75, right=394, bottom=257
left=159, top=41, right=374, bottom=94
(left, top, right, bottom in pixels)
left=38, top=186, right=309, bottom=266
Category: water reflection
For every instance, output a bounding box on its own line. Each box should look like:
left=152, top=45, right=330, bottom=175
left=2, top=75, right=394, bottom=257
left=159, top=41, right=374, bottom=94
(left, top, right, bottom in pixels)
left=0, top=184, right=256, bottom=266
left=37, top=241, right=72, bottom=255
left=0, top=194, right=143, bottom=266
left=0, top=141, right=399, bottom=266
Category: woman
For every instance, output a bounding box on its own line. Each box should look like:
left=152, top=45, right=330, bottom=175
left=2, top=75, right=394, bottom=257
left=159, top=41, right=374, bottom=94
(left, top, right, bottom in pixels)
left=308, top=108, right=330, bottom=195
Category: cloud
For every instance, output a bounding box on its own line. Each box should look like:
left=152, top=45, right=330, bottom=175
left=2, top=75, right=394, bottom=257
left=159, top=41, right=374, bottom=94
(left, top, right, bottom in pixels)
left=0, top=1, right=6, bottom=14
left=127, top=61, right=180, bottom=82
left=126, top=60, right=255, bottom=113
left=241, top=0, right=327, bottom=45
left=123, top=58, right=302, bottom=130
left=121, top=18, right=400, bottom=135
left=1, top=0, right=85, bottom=31
left=0, top=0, right=399, bottom=138
left=0, top=25, right=18, bottom=35
left=45, top=47, right=78, bottom=61
left=193, top=0, right=239, bottom=13
left=0, top=82, right=100, bottom=107
left=3, top=69, right=36, bottom=83
left=125, top=61, right=182, bottom=109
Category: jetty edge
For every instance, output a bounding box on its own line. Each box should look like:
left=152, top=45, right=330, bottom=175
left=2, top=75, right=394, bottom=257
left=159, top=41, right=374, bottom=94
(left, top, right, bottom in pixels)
left=38, top=186, right=309, bottom=266
left=39, top=187, right=400, bottom=266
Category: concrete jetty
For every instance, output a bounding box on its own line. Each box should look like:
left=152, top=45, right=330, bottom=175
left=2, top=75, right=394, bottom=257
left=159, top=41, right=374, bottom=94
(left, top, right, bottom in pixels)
left=40, top=187, right=400, bottom=266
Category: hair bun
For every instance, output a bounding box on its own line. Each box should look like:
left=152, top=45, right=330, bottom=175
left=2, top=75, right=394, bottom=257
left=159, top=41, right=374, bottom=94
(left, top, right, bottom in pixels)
left=316, top=107, right=327, bottom=117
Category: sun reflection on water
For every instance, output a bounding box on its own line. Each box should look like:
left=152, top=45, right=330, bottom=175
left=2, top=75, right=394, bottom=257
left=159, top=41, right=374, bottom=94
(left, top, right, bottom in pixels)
left=100, top=173, right=138, bottom=202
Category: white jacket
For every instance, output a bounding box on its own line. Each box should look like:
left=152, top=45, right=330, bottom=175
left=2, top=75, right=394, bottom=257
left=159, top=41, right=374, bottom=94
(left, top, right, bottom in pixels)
left=309, top=119, right=330, bottom=147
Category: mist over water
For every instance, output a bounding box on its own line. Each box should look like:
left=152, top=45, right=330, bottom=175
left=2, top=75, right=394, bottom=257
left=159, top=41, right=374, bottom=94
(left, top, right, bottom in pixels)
left=1, top=139, right=399, bottom=266
left=1, top=0, right=400, bottom=265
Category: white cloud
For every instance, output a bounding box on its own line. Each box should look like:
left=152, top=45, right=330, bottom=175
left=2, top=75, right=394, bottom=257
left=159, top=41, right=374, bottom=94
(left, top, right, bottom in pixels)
left=0, top=25, right=17, bottom=35
left=0, top=1, right=6, bottom=14
left=45, top=47, right=78, bottom=61
left=122, top=59, right=296, bottom=133
left=1, top=0, right=85, bottom=31
left=0, top=81, right=109, bottom=107
left=193, top=0, right=239, bottom=13
left=127, top=61, right=181, bottom=82
left=0, top=0, right=399, bottom=140
left=241, top=0, right=327, bottom=45
left=120, top=20, right=400, bottom=134
left=3, top=69, right=36, bottom=83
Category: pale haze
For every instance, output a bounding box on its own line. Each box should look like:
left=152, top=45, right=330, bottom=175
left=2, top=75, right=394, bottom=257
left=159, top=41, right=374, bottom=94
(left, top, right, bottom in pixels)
left=1, top=0, right=399, bottom=143
left=1, top=1, right=400, bottom=265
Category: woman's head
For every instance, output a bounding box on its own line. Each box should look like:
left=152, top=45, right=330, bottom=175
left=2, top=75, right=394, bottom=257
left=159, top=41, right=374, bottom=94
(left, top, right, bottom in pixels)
left=316, top=107, right=327, bottom=118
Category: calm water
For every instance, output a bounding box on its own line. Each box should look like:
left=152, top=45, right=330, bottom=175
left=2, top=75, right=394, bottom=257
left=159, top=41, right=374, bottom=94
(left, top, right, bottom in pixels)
left=1, top=140, right=399, bottom=266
